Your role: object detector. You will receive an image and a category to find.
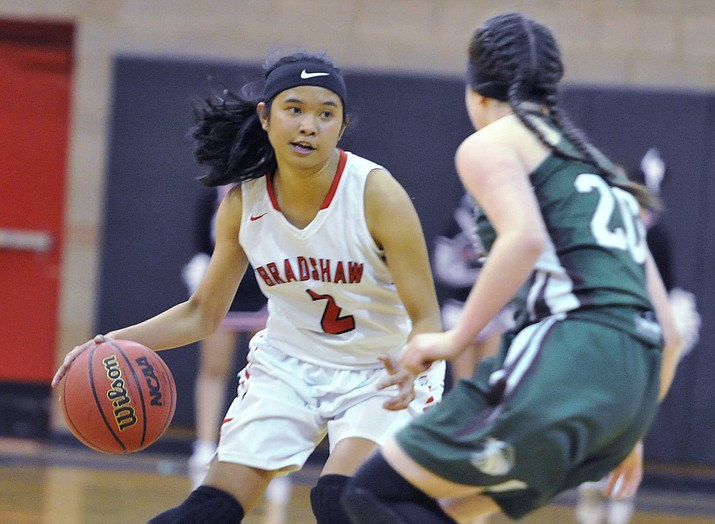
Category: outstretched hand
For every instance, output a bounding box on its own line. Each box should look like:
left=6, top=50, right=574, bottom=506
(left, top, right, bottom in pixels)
left=376, top=354, right=416, bottom=411
left=399, top=331, right=459, bottom=375
left=602, top=441, right=643, bottom=500
left=51, top=334, right=106, bottom=388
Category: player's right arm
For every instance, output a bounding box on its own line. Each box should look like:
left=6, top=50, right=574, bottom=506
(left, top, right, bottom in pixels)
left=52, top=186, right=248, bottom=387
left=400, top=133, right=546, bottom=374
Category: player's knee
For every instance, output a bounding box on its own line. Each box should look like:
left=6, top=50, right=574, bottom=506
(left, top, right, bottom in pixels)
left=147, top=485, right=244, bottom=523
left=340, top=454, right=405, bottom=523
left=341, top=482, right=405, bottom=524
left=310, top=474, right=351, bottom=524
left=342, top=452, right=458, bottom=524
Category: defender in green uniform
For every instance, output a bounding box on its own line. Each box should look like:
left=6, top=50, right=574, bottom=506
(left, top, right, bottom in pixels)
left=343, top=12, right=682, bottom=523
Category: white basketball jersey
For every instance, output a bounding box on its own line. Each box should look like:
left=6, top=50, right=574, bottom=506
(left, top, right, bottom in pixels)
left=239, top=150, right=410, bottom=369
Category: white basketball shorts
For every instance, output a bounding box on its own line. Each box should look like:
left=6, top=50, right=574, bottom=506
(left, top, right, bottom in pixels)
left=217, top=332, right=445, bottom=472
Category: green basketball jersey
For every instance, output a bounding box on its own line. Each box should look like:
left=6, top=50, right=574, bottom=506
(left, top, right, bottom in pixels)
left=475, top=143, right=659, bottom=343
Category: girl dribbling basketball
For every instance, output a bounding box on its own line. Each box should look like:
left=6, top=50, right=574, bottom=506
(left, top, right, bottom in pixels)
left=52, top=50, right=445, bottom=524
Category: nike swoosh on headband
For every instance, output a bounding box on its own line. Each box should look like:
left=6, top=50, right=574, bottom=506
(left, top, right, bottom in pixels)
left=300, top=69, right=330, bottom=79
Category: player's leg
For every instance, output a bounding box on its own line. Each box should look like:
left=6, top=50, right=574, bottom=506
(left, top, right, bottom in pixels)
left=172, top=337, right=323, bottom=523
left=342, top=445, right=479, bottom=524
left=315, top=438, right=472, bottom=524
left=311, top=437, right=377, bottom=524
left=148, top=486, right=244, bottom=524
left=440, top=493, right=501, bottom=523
left=607, top=495, right=635, bottom=524
left=314, top=361, right=445, bottom=524
left=576, top=481, right=607, bottom=524
left=225, top=311, right=291, bottom=524
left=190, top=329, right=237, bottom=488
left=149, top=460, right=273, bottom=523
left=447, top=330, right=501, bottom=524
left=263, top=473, right=293, bottom=524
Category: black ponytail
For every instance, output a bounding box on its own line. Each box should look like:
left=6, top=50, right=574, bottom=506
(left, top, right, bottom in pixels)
left=190, top=79, right=274, bottom=187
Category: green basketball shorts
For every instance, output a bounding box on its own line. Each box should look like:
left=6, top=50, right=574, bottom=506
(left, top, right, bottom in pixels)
left=395, top=313, right=662, bottom=519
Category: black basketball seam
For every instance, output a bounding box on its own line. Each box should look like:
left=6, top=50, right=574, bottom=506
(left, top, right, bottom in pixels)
left=155, top=356, right=176, bottom=439
left=111, top=340, right=149, bottom=450
left=89, top=343, right=127, bottom=452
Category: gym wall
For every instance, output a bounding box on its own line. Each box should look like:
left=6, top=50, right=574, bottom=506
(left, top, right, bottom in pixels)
left=99, top=55, right=715, bottom=467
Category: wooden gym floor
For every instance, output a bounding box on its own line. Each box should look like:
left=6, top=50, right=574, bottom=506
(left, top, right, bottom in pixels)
left=1, top=436, right=715, bottom=524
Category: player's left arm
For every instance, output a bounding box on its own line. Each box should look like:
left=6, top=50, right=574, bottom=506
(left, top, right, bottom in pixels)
left=602, top=440, right=643, bottom=500
left=644, top=249, right=682, bottom=400
left=603, top=249, right=684, bottom=500
left=365, top=168, right=442, bottom=410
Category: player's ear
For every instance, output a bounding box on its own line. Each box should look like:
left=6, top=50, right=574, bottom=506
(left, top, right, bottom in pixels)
left=257, top=102, right=269, bottom=131
left=338, top=119, right=349, bottom=141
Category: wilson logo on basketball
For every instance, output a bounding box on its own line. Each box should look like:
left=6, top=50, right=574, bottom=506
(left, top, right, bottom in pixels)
left=135, top=356, right=164, bottom=406
left=103, top=354, right=138, bottom=431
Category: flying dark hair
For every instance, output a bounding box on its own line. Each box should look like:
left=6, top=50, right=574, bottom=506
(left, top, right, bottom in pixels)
left=191, top=51, right=348, bottom=187
left=467, top=12, right=655, bottom=204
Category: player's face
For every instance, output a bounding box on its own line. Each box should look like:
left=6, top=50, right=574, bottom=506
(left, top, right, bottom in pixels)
left=261, top=86, right=346, bottom=170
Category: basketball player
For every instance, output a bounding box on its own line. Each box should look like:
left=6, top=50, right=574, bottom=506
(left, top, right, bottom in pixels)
left=52, top=51, right=444, bottom=524
left=342, top=13, right=682, bottom=523
left=183, top=185, right=291, bottom=524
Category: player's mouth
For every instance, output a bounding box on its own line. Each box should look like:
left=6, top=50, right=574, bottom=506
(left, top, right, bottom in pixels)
left=291, top=141, right=316, bottom=154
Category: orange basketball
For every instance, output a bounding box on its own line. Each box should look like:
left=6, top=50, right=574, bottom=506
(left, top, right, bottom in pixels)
left=59, top=339, right=177, bottom=454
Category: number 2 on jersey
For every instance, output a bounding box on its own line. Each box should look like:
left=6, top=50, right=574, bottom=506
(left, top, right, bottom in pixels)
left=306, top=289, right=356, bottom=334
left=575, top=173, right=647, bottom=264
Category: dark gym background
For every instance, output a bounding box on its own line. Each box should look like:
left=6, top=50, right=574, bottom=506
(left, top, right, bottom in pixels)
left=98, top=54, right=714, bottom=469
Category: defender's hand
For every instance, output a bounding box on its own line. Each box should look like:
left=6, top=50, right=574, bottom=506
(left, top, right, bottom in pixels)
left=603, top=441, right=643, bottom=500
left=400, top=331, right=458, bottom=375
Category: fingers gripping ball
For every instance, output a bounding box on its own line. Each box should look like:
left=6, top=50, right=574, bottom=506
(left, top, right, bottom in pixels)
left=59, top=339, right=177, bottom=454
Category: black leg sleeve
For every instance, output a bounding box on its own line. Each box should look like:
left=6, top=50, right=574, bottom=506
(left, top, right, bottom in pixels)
left=310, top=474, right=353, bottom=524
left=341, top=452, right=457, bottom=524
left=147, top=486, right=244, bottom=524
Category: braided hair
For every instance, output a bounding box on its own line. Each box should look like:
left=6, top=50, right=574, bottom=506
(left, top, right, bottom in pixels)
left=467, top=13, right=656, bottom=207
left=191, top=51, right=347, bottom=187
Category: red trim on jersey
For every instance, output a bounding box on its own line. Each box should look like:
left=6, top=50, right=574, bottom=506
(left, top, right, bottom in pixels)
left=266, top=173, right=280, bottom=210
left=265, top=149, right=348, bottom=212
left=321, top=149, right=348, bottom=209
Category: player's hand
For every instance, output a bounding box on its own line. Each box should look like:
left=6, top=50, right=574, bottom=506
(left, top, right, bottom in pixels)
left=602, top=441, right=643, bottom=500
left=51, top=334, right=106, bottom=388
left=377, top=354, right=416, bottom=411
left=400, top=331, right=458, bottom=375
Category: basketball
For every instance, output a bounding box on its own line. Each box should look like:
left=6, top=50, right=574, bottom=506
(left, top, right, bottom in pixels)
left=59, top=339, right=177, bottom=454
